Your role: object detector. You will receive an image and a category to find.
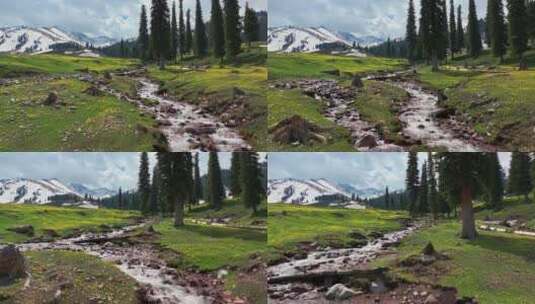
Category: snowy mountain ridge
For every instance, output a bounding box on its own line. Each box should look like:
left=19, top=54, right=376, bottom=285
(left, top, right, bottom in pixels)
left=268, top=178, right=367, bottom=209
left=0, top=26, right=116, bottom=54
left=0, top=178, right=114, bottom=206
left=268, top=26, right=384, bottom=53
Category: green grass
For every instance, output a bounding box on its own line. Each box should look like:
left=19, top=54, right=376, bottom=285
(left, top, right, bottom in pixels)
left=268, top=52, right=407, bottom=80
left=476, top=195, right=535, bottom=224
left=186, top=199, right=267, bottom=227
left=268, top=204, right=408, bottom=249
left=0, top=78, right=157, bottom=151
left=0, top=250, right=138, bottom=304
left=0, top=204, right=140, bottom=243
left=147, top=62, right=267, bottom=150
left=154, top=219, right=267, bottom=271
left=377, top=221, right=535, bottom=304
left=267, top=89, right=354, bottom=151
left=0, top=54, right=137, bottom=77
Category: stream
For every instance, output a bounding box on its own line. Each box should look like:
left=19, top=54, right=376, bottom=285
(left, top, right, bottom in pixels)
left=16, top=224, right=211, bottom=304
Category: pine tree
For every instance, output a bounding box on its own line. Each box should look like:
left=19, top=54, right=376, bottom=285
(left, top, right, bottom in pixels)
left=243, top=2, right=259, bottom=47
left=118, top=187, right=123, bottom=209
left=138, top=5, right=150, bottom=62
left=240, top=153, right=262, bottom=214
left=406, top=152, right=420, bottom=216
left=467, top=0, right=482, bottom=57
left=449, top=0, right=457, bottom=59
left=440, top=0, right=449, bottom=61
left=406, top=0, right=418, bottom=64
left=421, top=0, right=446, bottom=71
left=457, top=5, right=465, bottom=51
left=192, top=153, right=202, bottom=204
left=437, top=157, right=453, bottom=217
left=507, top=152, right=533, bottom=203
left=138, top=152, right=151, bottom=215
left=211, top=0, right=226, bottom=58
left=149, top=165, right=160, bottom=214
left=185, top=9, right=193, bottom=54
left=224, top=0, right=242, bottom=60
left=385, top=186, right=390, bottom=209
left=207, top=152, right=224, bottom=210
left=507, top=0, right=529, bottom=60
left=178, top=0, right=186, bottom=59
left=528, top=0, right=535, bottom=43
left=487, top=0, right=507, bottom=62
left=428, top=153, right=439, bottom=219
left=168, top=153, right=191, bottom=227
left=418, top=162, right=429, bottom=214
left=170, top=1, right=179, bottom=61
left=487, top=153, right=505, bottom=210
left=150, top=0, right=171, bottom=69
left=194, top=0, right=208, bottom=57
left=230, top=152, right=242, bottom=196
left=157, top=152, right=173, bottom=215
left=438, top=153, right=491, bottom=240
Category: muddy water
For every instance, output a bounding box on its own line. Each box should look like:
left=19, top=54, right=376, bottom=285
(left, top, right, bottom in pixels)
left=268, top=225, right=417, bottom=282
left=17, top=225, right=210, bottom=304
left=137, top=80, right=250, bottom=152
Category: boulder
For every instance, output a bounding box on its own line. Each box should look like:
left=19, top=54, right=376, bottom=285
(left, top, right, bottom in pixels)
left=83, top=86, right=104, bottom=96
left=422, top=242, right=436, bottom=255
left=0, top=245, right=26, bottom=280
left=369, top=280, right=387, bottom=294
left=357, top=134, right=378, bottom=149
left=424, top=294, right=440, bottom=304
left=325, top=284, right=360, bottom=301
left=351, top=75, right=364, bottom=88
left=43, top=92, right=59, bottom=105
left=7, top=224, right=34, bottom=236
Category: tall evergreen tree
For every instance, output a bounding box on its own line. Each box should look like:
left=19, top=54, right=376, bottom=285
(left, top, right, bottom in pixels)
left=428, top=153, right=439, bottom=219
left=149, top=165, right=160, bottom=214
left=185, top=9, right=193, bottom=54
left=167, top=153, right=191, bottom=227
left=240, top=153, right=262, bottom=214
left=211, top=0, right=226, bottom=58
left=527, top=0, right=535, bottom=43
left=192, top=153, right=202, bottom=204
left=150, top=0, right=171, bottom=69
left=438, top=153, right=492, bottom=239
left=437, top=157, right=453, bottom=217
left=449, top=0, right=458, bottom=59
left=486, top=153, right=505, bottom=210
left=224, top=0, right=242, bottom=59
left=406, top=152, right=420, bottom=216
left=230, top=152, right=242, bottom=196
left=385, top=186, right=391, bottom=209
left=457, top=5, right=465, bottom=51
left=178, top=0, right=186, bottom=59
left=138, top=5, right=150, bottom=61
left=171, top=1, right=179, bottom=61
left=406, top=0, right=418, bottom=64
left=421, top=0, right=446, bottom=71
left=138, top=152, right=151, bottom=215
left=507, top=0, right=529, bottom=60
left=207, top=152, right=224, bottom=210
left=418, top=162, right=429, bottom=214
left=194, top=0, right=208, bottom=57
left=243, top=2, right=259, bottom=47
left=118, top=187, right=123, bottom=209
left=487, top=0, right=508, bottom=62
left=507, top=152, right=533, bottom=203
left=157, top=152, right=173, bottom=215
left=440, top=0, right=449, bottom=60
left=467, top=0, right=483, bottom=57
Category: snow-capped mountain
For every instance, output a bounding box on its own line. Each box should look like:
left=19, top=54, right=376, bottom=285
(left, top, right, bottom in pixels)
left=268, top=26, right=384, bottom=53
left=337, top=184, right=384, bottom=199
left=0, top=178, right=112, bottom=207
left=0, top=26, right=116, bottom=54
left=68, top=183, right=116, bottom=199
left=268, top=178, right=365, bottom=209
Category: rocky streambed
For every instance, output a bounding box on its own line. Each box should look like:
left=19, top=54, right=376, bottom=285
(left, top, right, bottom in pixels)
left=13, top=224, right=218, bottom=304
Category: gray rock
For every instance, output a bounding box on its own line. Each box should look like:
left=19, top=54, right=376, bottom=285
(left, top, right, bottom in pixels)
left=351, top=75, right=364, bottom=88
left=325, top=284, right=360, bottom=301
left=0, top=245, right=26, bottom=280
left=358, top=134, right=378, bottom=148
left=369, top=280, right=387, bottom=294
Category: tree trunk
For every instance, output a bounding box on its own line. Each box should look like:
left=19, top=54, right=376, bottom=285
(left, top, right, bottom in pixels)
left=459, top=185, right=477, bottom=240
left=431, top=51, right=439, bottom=72
left=174, top=199, right=184, bottom=227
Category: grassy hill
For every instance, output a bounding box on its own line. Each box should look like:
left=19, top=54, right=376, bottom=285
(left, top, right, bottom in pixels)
left=0, top=204, right=140, bottom=243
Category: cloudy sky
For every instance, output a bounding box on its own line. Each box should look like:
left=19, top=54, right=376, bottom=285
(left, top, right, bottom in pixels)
left=0, top=0, right=267, bottom=39
left=270, top=0, right=488, bottom=38
left=268, top=153, right=512, bottom=191
left=0, top=152, right=248, bottom=191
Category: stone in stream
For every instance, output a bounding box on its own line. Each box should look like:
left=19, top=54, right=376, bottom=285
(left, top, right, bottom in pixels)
left=325, top=284, right=361, bottom=301
left=369, top=280, right=388, bottom=294
left=7, top=224, right=34, bottom=236
left=0, top=245, right=26, bottom=280
left=43, top=92, right=59, bottom=105
left=357, top=134, right=378, bottom=149
left=351, top=74, right=364, bottom=88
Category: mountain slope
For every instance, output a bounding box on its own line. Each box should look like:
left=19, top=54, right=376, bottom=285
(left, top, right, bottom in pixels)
left=268, top=26, right=383, bottom=53
left=0, top=178, right=114, bottom=206
left=268, top=178, right=367, bottom=210
left=0, top=26, right=116, bottom=54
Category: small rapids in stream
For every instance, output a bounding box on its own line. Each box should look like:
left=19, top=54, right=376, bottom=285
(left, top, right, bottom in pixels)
left=16, top=224, right=210, bottom=304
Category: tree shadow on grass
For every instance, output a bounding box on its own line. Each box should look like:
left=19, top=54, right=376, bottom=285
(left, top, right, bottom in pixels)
left=181, top=224, right=266, bottom=242
left=471, top=232, right=535, bottom=262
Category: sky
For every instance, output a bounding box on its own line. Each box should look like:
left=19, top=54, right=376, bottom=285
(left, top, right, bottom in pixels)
left=0, top=0, right=267, bottom=39
left=269, top=0, right=488, bottom=38
left=268, top=153, right=512, bottom=191
left=0, top=152, right=249, bottom=191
